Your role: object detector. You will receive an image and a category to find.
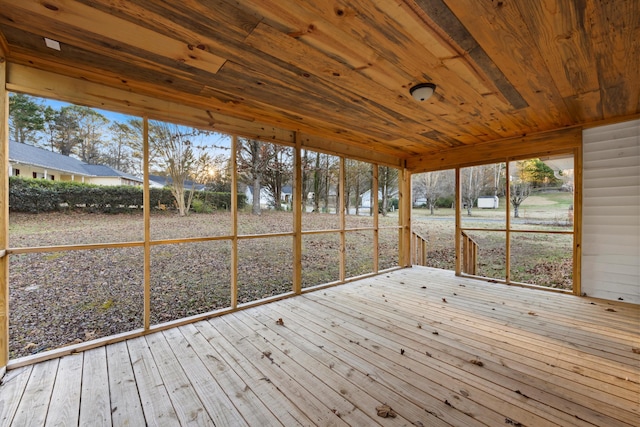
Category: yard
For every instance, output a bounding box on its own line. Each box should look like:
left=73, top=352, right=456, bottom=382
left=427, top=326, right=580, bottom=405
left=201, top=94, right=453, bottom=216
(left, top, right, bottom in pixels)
left=8, top=210, right=399, bottom=359
left=7, top=191, right=573, bottom=359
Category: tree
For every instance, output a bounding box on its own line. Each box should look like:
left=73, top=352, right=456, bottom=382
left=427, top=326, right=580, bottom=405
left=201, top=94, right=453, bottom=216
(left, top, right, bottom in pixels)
left=378, top=166, right=398, bottom=216
left=262, top=144, right=293, bottom=211
left=520, top=159, right=559, bottom=188
left=510, top=181, right=531, bottom=218
left=413, top=170, right=453, bottom=215
left=73, top=106, right=109, bottom=164
left=461, top=165, right=489, bottom=216
left=510, top=161, right=533, bottom=218
left=148, top=121, right=211, bottom=216
left=102, top=122, right=141, bottom=175
left=52, top=106, right=81, bottom=156
left=8, top=93, right=45, bottom=144
left=237, top=139, right=271, bottom=215
left=345, top=160, right=372, bottom=215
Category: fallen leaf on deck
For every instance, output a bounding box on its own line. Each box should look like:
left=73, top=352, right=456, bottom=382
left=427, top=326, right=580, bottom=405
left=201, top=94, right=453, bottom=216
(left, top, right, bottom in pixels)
left=527, top=311, right=537, bottom=316
left=432, top=331, right=439, bottom=335
left=442, top=298, right=447, bottom=303
left=505, top=417, right=523, bottom=426
left=632, top=348, right=640, bottom=354
left=275, top=318, right=284, bottom=326
left=413, top=422, right=425, bottom=427
left=605, top=308, right=617, bottom=312
left=470, top=359, right=484, bottom=367
left=400, top=348, right=405, bottom=355
left=376, top=403, right=397, bottom=418
left=421, top=286, right=427, bottom=289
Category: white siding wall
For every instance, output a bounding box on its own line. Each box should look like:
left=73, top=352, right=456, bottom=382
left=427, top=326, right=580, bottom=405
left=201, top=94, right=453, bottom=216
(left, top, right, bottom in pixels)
left=582, top=119, right=640, bottom=304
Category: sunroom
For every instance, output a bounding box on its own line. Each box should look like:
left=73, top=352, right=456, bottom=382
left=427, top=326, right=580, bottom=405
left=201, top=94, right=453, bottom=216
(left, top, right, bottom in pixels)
left=0, top=1, right=638, bottom=426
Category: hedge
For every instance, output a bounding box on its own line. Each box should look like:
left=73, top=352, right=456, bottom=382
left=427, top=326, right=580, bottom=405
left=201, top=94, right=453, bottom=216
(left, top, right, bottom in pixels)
left=8, top=177, right=245, bottom=213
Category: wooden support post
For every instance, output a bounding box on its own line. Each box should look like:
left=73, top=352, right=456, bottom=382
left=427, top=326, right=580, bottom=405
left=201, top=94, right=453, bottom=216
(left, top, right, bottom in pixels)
left=293, top=133, right=302, bottom=294
left=231, top=136, right=239, bottom=308
left=372, top=165, right=379, bottom=272
left=455, top=168, right=461, bottom=276
left=505, top=160, right=511, bottom=283
left=399, top=167, right=411, bottom=267
left=339, top=158, right=346, bottom=282
left=0, top=46, right=9, bottom=370
left=573, top=146, right=583, bottom=296
left=142, top=117, right=151, bottom=330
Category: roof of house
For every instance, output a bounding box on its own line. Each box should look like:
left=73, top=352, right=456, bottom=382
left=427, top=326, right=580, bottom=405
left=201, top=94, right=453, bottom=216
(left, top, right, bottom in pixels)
left=9, top=140, right=142, bottom=182
left=149, top=174, right=206, bottom=191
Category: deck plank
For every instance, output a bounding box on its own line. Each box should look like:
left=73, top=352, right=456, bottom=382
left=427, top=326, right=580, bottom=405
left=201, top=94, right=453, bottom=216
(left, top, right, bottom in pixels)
left=1, top=267, right=638, bottom=427
left=210, top=315, right=353, bottom=426
left=126, top=336, right=180, bottom=426
left=144, top=332, right=215, bottom=426
left=0, top=365, right=32, bottom=425
left=45, top=353, right=83, bottom=427
left=161, top=327, right=249, bottom=426
left=299, top=291, right=631, bottom=426
left=232, top=309, right=413, bottom=426
left=79, top=347, right=111, bottom=426
left=193, top=320, right=316, bottom=426
left=106, top=341, right=146, bottom=426
left=313, top=287, right=639, bottom=423
left=175, top=323, right=285, bottom=427
left=11, top=358, right=58, bottom=426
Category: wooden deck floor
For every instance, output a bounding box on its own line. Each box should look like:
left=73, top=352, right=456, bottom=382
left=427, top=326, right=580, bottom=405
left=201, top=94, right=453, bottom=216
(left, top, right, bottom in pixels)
left=1, top=267, right=638, bottom=426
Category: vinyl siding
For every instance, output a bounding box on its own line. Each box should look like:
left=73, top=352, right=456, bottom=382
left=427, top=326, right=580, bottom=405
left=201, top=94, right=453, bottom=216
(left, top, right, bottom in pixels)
left=582, top=119, right=640, bottom=304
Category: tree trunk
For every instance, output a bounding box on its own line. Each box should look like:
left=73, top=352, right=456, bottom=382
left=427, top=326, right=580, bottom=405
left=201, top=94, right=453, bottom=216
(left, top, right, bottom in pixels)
left=252, top=176, right=261, bottom=215
left=514, top=204, right=520, bottom=218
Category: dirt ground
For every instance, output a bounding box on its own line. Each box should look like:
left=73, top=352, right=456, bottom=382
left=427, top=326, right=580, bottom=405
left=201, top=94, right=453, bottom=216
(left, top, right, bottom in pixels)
left=8, top=206, right=572, bottom=359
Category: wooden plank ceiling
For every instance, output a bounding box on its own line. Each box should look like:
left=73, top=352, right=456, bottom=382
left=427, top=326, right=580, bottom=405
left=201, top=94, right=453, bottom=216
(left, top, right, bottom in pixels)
left=0, top=0, right=638, bottom=164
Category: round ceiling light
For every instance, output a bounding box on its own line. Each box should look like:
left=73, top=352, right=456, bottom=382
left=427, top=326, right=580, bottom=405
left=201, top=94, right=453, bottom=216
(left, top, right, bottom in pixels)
left=409, top=83, right=436, bottom=102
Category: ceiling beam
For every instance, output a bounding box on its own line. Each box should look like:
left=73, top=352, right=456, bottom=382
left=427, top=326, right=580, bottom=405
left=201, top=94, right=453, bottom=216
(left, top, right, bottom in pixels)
left=407, top=127, right=582, bottom=172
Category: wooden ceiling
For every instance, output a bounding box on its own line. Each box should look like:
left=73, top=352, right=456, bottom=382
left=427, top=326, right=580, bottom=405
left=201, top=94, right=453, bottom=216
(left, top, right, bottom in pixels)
left=0, top=0, right=638, bottom=165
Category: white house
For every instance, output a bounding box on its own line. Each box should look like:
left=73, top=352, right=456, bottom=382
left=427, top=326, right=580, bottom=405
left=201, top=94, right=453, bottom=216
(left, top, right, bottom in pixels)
left=8, top=140, right=142, bottom=186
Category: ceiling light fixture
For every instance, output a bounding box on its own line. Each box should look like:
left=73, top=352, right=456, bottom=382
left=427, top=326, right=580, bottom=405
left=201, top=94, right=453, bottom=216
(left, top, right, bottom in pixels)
left=44, top=37, right=61, bottom=51
left=409, top=83, right=436, bottom=102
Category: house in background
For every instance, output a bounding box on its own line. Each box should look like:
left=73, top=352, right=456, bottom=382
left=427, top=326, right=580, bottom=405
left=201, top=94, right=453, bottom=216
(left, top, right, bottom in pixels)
left=8, top=140, right=142, bottom=186
left=244, top=184, right=292, bottom=210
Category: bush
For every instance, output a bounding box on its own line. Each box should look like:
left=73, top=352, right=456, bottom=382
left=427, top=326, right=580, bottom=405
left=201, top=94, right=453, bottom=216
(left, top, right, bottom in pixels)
left=436, top=196, right=454, bottom=208
left=9, top=177, right=247, bottom=214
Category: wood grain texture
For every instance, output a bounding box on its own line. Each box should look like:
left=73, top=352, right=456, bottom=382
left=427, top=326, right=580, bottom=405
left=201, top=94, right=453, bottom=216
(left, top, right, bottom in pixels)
left=0, top=0, right=636, bottom=164
left=3, top=268, right=638, bottom=427
left=0, top=45, right=7, bottom=369
left=408, top=127, right=582, bottom=172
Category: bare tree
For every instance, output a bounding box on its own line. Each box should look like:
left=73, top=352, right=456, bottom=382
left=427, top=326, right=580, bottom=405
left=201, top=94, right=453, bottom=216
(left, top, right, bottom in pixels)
left=345, top=160, right=372, bottom=215
left=102, top=122, right=141, bottom=174
left=74, top=106, right=109, bottom=164
left=262, top=144, right=293, bottom=211
left=237, top=139, right=271, bottom=215
left=413, top=170, right=453, bottom=215
left=379, top=166, right=398, bottom=216
left=461, top=165, right=489, bottom=216
left=149, top=121, right=211, bottom=216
